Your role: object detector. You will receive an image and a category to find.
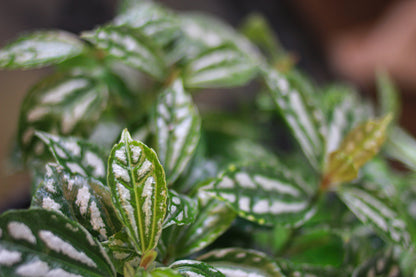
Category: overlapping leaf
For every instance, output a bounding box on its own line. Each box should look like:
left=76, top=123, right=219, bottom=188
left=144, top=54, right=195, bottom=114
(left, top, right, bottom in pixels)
left=263, top=68, right=325, bottom=170
left=18, top=71, right=109, bottom=158
left=338, top=183, right=410, bottom=247
left=352, top=250, right=401, bottom=277
left=204, top=164, right=316, bottom=226
left=36, top=131, right=108, bottom=183
left=170, top=260, right=224, bottom=277
left=108, top=129, right=168, bottom=254
left=385, top=126, right=416, bottom=171
left=0, top=31, right=84, bottom=69
left=82, top=26, right=166, bottom=80
left=198, top=248, right=285, bottom=277
left=0, top=209, right=115, bottom=276
left=155, top=78, right=201, bottom=184
left=324, top=114, right=392, bottom=186
left=163, top=190, right=198, bottom=229
left=31, top=163, right=121, bottom=240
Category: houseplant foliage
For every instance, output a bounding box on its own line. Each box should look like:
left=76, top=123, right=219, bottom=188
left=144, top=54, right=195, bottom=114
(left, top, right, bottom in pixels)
left=1, top=0, right=416, bottom=276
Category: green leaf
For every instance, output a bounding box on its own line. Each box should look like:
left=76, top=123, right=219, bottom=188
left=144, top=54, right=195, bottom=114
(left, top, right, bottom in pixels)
left=108, top=129, right=168, bottom=254
left=35, top=131, right=108, bottom=183
left=0, top=209, right=115, bottom=276
left=170, top=260, right=225, bottom=277
left=183, top=44, right=258, bottom=88
left=155, top=78, right=201, bottom=184
left=376, top=70, right=400, bottom=122
left=82, top=26, right=166, bottom=80
left=0, top=31, right=84, bottom=69
left=338, top=183, right=410, bottom=247
left=278, top=260, right=348, bottom=277
left=352, top=250, right=401, bottom=277
left=263, top=68, right=325, bottom=170
left=31, top=163, right=121, bottom=241
left=323, top=114, right=392, bottom=186
left=204, top=164, right=316, bottom=226
left=18, top=71, right=109, bottom=159
left=198, top=248, right=285, bottom=277
left=163, top=197, right=236, bottom=259
left=163, top=190, right=198, bottom=229
left=385, top=126, right=416, bottom=171
left=151, top=267, right=182, bottom=277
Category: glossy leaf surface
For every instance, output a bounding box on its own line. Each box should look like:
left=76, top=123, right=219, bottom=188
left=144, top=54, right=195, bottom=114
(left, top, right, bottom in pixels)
left=163, top=190, right=198, bottom=229
left=170, top=260, right=224, bottom=277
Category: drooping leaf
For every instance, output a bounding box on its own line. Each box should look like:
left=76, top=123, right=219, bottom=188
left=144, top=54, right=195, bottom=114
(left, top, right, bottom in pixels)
left=204, top=164, right=316, bottom=226
left=170, top=260, right=224, bottom=277
left=35, top=131, right=108, bottom=183
left=31, top=163, right=121, bottom=241
left=352, top=250, right=401, bottom=277
left=155, top=78, right=201, bottom=184
left=0, top=209, right=115, bottom=276
left=108, top=129, right=168, bottom=254
left=376, top=70, right=400, bottom=122
left=338, top=183, right=410, bottom=247
left=82, top=26, right=166, bottom=80
left=183, top=44, right=258, bottom=88
left=18, top=71, right=109, bottom=159
left=198, top=248, right=285, bottom=277
left=0, top=31, right=84, bottom=69
left=263, top=68, right=325, bottom=170
left=323, top=114, right=392, bottom=187
left=385, top=126, right=416, bottom=171
left=163, top=190, right=198, bottom=229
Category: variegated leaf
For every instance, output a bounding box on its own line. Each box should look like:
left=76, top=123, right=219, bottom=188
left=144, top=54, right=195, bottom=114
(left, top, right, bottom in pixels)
left=36, top=131, right=107, bottom=183
left=0, top=209, right=115, bottom=276
left=18, top=71, right=109, bottom=158
left=338, top=183, right=410, bottom=247
left=198, top=248, right=285, bottom=277
left=82, top=26, right=166, bottom=80
left=170, top=260, right=224, bottom=277
left=278, top=260, right=347, bottom=277
left=184, top=44, right=258, bottom=88
left=31, top=163, right=121, bottom=241
left=323, top=114, right=392, bottom=187
left=263, top=68, right=325, bottom=170
left=163, top=197, right=235, bottom=259
left=163, top=190, right=198, bottom=229
left=205, top=164, right=316, bottom=226
left=385, top=127, right=416, bottom=171
left=0, top=31, right=84, bottom=69
left=155, top=78, right=201, bottom=184
left=108, top=129, right=168, bottom=254
left=352, top=250, right=401, bottom=277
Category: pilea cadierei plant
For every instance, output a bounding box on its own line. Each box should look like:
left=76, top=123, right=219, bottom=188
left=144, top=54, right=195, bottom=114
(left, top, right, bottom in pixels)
left=1, top=0, right=416, bottom=276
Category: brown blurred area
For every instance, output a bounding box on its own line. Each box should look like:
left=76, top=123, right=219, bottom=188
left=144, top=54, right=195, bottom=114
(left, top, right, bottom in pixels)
left=1, top=0, right=416, bottom=210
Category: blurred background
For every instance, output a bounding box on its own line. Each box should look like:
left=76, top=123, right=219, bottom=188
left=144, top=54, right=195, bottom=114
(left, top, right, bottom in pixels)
left=1, top=0, right=415, bottom=211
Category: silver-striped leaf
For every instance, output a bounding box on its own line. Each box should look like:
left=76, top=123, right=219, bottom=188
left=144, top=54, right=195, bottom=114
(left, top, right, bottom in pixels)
left=0, top=209, right=115, bottom=276
left=198, top=248, right=285, bottom=277
left=352, top=250, right=401, bottom=277
left=82, top=26, right=166, bottom=80
left=31, top=163, right=121, bottom=241
left=36, top=131, right=108, bottom=183
left=0, top=31, right=84, bottom=69
left=18, top=71, right=109, bottom=158
left=163, top=190, right=198, bottom=229
left=337, top=183, right=410, bottom=247
left=155, top=78, right=201, bottom=184
left=108, top=129, right=168, bottom=254
left=385, top=127, right=416, bottom=171
left=184, top=44, right=258, bottom=89
left=263, top=68, right=325, bottom=170
left=278, top=260, right=347, bottom=277
left=204, top=164, right=316, bottom=226
left=170, top=260, right=224, bottom=277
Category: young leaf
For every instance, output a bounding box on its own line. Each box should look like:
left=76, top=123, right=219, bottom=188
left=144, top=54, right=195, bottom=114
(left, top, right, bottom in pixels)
left=376, top=70, right=400, bottom=122
left=151, top=268, right=182, bottom=277
left=184, top=44, right=258, bottom=89
left=82, top=26, right=166, bottom=80
left=204, top=164, right=316, bottom=226
left=0, top=31, right=84, bottom=69
left=198, top=248, right=285, bottom=277
left=163, top=190, right=198, bottom=229
left=35, top=131, right=108, bottom=183
left=323, top=114, right=392, bottom=187
left=108, top=129, right=168, bottom=254
left=170, top=260, right=225, bottom=277
left=385, top=126, right=416, bottom=171
left=0, top=209, right=115, bottom=276
left=31, top=163, right=121, bottom=240
left=18, top=71, right=109, bottom=158
left=155, top=78, right=201, bottom=184
left=263, top=68, right=325, bottom=170
left=338, top=183, right=410, bottom=247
